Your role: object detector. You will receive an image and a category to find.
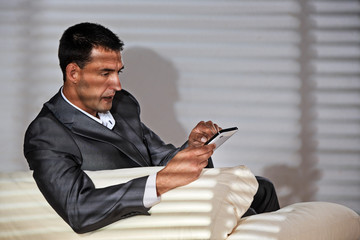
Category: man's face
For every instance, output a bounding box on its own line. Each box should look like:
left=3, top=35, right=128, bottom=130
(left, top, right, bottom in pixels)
left=72, top=47, right=123, bottom=116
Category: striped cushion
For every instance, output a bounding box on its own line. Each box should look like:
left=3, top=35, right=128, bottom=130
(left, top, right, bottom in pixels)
left=0, top=166, right=258, bottom=240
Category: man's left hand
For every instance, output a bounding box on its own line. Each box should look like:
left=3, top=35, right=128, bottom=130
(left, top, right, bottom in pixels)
left=188, top=121, right=221, bottom=147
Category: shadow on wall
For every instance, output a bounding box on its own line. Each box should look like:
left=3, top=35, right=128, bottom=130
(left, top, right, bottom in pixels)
left=121, top=47, right=187, bottom=147
left=263, top=159, right=322, bottom=207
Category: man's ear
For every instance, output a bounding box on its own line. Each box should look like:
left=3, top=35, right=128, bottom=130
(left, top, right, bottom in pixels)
left=65, top=63, right=80, bottom=84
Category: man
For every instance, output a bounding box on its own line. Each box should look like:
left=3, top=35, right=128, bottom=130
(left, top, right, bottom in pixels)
left=24, top=22, right=279, bottom=234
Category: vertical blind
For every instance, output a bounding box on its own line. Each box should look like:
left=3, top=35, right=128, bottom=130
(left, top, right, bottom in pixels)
left=0, top=0, right=359, bottom=213
left=308, top=0, right=360, bottom=214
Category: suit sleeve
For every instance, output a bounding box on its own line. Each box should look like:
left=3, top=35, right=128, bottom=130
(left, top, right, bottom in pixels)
left=140, top=122, right=214, bottom=168
left=24, top=115, right=150, bottom=234
left=140, top=121, right=182, bottom=166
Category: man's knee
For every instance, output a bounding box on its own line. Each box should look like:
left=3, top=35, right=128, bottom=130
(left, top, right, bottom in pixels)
left=255, top=176, right=276, bottom=194
left=252, top=176, right=280, bottom=213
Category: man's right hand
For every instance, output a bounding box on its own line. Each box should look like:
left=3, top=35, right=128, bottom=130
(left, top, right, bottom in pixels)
left=155, top=144, right=215, bottom=196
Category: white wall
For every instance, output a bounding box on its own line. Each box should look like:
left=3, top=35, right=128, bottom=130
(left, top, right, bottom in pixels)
left=0, top=0, right=359, bottom=213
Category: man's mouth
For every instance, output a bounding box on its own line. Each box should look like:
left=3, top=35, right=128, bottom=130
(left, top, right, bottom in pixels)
left=102, top=95, right=114, bottom=101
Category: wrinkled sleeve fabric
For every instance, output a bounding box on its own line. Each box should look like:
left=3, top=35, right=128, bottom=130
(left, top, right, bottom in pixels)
left=140, top=122, right=213, bottom=168
left=140, top=121, right=183, bottom=166
left=24, top=113, right=150, bottom=234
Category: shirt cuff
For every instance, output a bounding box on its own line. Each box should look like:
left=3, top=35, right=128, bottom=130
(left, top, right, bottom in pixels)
left=143, top=173, right=161, bottom=208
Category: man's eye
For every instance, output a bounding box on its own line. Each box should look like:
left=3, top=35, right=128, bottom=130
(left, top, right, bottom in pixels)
left=101, top=72, right=109, bottom=76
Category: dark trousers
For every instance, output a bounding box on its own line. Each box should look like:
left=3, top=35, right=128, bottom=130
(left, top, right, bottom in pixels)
left=242, top=176, right=280, bottom=217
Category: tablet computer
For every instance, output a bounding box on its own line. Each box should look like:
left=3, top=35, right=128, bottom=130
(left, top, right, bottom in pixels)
left=205, top=127, right=238, bottom=150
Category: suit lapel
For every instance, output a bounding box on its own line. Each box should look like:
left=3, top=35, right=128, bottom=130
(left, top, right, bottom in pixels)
left=111, top=112, right=150, bottom=161
left=45, top=90, right=150, bottom=167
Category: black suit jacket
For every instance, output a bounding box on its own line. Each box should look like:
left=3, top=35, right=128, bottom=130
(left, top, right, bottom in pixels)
left=24, top=89, right=213, bottom=233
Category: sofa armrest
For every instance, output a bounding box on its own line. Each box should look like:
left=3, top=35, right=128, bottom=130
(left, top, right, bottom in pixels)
left=227, top=201, right=360, bottom=240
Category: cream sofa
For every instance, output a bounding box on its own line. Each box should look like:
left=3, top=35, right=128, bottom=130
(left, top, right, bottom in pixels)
left=1, top=166, right=359, bottom=240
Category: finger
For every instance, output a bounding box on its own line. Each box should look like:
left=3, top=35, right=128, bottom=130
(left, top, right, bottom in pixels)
left=192, top=144, right=215, bottom=157
left=191, top=132, right=208, bottom=144
left=196, top=121, right=214, bottom=133
left=209, top=122, right=222, bottom=133
left=196, top=121, right=217, bottom=139
left=190, top=121, right=221, bottom=145
left=205, top=121, right=218, bottom=135
left=199, top=159, right=209, bottom=168
left=214, top=123, right=221, bottom=132
left=211, top=122, right=218, bottom=134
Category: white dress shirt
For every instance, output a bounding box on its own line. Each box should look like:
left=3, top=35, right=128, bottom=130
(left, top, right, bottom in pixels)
left=61, top=88, right=160, bottom=208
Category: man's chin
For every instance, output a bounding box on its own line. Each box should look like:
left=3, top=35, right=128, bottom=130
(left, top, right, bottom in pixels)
left=98, top=103, right=113, bottom=113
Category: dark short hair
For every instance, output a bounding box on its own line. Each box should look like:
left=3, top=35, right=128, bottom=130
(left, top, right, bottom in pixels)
left=58, top=22, right=124, bottom=81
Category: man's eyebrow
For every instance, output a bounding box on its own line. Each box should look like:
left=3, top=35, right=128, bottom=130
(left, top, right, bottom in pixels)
left=100, top=68, right=115, bottom=72
left=100, top=66, right=124, bottom=72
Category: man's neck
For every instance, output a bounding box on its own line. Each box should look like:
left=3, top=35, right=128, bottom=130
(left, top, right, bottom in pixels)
left=60, top=87, right=115, bottom=130
left=60, top=87, right=102, bottom=123
left=62, top=86, right=98, bottom=117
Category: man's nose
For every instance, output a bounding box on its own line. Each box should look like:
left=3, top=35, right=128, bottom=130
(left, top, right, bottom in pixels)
left=111, top=74, right=122, bottom=91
